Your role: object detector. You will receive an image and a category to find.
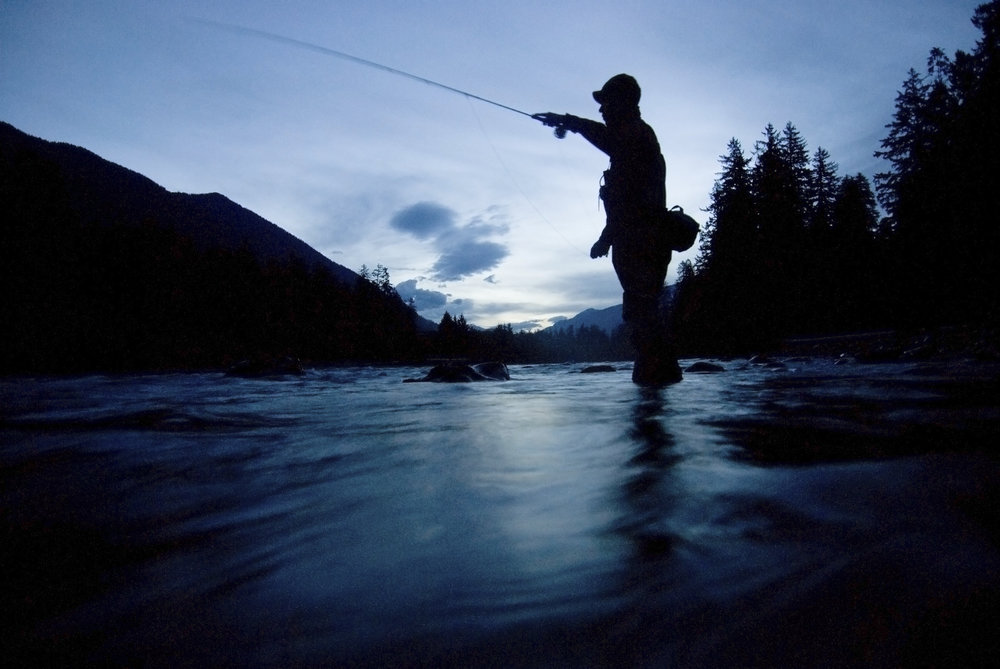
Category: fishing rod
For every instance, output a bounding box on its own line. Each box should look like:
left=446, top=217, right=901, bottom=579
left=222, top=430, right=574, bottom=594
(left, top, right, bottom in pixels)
left=191, top=18, right=535, bottom=119
left=191, top=18, right=583, bottom=251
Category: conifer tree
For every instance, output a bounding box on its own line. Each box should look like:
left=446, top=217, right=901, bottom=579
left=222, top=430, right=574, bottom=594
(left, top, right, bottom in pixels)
left=829, top=174, right=881, bottom=329
left=803, top=147, right=840, bottom=329
left=751, top=123, right=811, bottom=335
left=698, top=138, right=753, bottom=276
left=781, top=122, right=811, bottom=219
left=808, top=147, right=839, bottom=232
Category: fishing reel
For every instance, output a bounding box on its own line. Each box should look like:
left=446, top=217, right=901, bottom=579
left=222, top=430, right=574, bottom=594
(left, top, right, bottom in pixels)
left=532, top=112, right=572, bottom=139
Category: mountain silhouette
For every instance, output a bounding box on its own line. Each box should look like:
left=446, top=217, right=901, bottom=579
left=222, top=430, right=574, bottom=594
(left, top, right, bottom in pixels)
left=547, top=305, right=623, bottom=336
left=1, top=121, right=424, bottom=372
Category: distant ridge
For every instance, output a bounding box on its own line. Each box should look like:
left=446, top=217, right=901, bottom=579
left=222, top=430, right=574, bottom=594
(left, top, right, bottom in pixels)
left=547, top=285, right=680, bottom=336
left=547, top=304, right=623, bottom=335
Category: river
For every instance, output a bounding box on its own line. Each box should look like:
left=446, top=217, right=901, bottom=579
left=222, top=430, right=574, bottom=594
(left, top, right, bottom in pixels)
left=3, top=358, right=999, bottom=667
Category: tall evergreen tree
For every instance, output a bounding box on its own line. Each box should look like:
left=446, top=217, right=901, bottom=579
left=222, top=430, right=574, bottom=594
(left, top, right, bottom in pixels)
left=781, top=122, right=812, bottom=218
left=751, top=123, right=812, bottom=335
left=697, top=138, right=753, bottom=276
left=828, top=174, right=882, bottom=329
left=803, top=147, right=840, bottom=330
left=808, top=147, right=839, bottom=232
left=673, top=136, right=777, bottom=353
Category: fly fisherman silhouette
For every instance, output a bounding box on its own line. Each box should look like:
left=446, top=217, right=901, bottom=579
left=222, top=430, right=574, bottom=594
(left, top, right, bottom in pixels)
left=534, top=74, right=682, bottom=385
left=194, top=25, right=689, bottom=382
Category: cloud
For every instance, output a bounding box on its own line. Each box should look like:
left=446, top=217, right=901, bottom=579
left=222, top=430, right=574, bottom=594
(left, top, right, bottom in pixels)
left=395, top=278, right=480, bottom=324
left=430, top=240, right=509, bottom=281
left=390, top=200, right=512, bottom=282
left=390, top=201, right=456, bottom=240
left=464, top=207, right=511, bottom=238
left=508, top=320, right=543, bottom=332
left=395, top=279, right=447, bottom=311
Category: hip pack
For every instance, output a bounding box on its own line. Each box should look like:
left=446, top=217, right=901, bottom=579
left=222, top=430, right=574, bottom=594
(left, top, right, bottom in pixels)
left=660, top=205, right=700, bottom=252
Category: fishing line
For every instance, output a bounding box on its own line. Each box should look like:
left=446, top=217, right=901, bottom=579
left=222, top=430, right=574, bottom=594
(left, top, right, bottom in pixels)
left=192, top=18, right=582, bottom=253
left=465, top=98, right=583, bottom=254
left=190, top=18, right=534, bottom=119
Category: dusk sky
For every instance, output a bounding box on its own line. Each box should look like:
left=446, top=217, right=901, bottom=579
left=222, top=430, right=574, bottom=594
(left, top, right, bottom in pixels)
left=1, top=1, right=984, bottom=330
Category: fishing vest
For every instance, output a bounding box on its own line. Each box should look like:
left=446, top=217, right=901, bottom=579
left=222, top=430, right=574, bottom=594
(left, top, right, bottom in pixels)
left=598, top=119, right=666, bottom=226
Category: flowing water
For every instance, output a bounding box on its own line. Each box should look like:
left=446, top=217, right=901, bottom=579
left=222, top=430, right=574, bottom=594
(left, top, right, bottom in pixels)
left=3, top=359, right=1000, bottom=667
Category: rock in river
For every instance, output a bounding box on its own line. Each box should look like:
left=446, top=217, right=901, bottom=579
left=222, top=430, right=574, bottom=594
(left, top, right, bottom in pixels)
left=404, top=362, right=510, bottom=383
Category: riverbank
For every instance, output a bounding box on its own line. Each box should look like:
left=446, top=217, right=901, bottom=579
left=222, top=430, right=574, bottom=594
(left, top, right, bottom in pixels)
left=778, top=324, right=999, bottom=362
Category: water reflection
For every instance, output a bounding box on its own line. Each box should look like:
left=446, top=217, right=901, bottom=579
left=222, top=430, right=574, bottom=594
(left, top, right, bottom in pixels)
left=619, top=387, right=681, bottom=558
left=628, top=387, right=677, bottom=465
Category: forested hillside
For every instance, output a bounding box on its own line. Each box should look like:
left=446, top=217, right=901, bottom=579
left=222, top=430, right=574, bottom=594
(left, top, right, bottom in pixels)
left=670, top=1, right=1000, bottom=355
left=1, top=122, right=419, bottom=372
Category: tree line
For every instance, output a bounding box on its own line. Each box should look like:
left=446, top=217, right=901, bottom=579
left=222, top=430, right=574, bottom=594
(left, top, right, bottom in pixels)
left=670, top=1, right=1000, bottom=355
left=1, top=200, right=422, bottom=373
left=423, top=312, right=633, bottom=364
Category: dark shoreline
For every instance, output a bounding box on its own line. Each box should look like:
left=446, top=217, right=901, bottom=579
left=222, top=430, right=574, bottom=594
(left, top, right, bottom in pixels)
left=776, top=323, right=999, bottom=362
left=1, top=324, right=997, bottom=378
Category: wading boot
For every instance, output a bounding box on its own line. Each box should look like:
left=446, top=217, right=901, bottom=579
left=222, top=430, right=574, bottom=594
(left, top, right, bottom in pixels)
left=632, top=341, right=682, bottom=386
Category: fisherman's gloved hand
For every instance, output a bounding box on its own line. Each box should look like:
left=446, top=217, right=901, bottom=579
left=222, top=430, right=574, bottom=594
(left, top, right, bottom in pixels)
left=532, top=112, right=565, bottom=127
left=532, top=113, right=582, bottom=136
left=590, top=238, right=611, bottom=259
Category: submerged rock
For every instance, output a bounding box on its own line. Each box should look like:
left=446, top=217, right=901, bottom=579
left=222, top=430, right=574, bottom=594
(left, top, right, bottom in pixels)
left=470, top=361, right=511, bottom=380
left=580, top=365, right=617, bottom=374
left=404, top=362, right=510, bottom=383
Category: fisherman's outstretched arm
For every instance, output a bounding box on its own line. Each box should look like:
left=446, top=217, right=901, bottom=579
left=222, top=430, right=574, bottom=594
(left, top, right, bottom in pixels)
left=533, top=113, right=610, bottom=154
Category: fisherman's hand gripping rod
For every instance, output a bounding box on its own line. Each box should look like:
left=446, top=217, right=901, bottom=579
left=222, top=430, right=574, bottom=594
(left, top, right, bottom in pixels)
left=531, top=112, right=583, bottom=139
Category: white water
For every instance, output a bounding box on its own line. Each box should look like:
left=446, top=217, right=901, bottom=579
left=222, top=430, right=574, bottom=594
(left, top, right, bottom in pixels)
left=3, top=360, right=999, bottom=667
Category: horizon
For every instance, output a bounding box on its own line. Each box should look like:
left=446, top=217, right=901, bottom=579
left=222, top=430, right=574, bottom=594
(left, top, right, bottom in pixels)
left=1, top=0, right=984, bottom=330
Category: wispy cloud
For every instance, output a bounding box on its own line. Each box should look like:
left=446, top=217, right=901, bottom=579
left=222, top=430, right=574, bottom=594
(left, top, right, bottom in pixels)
left=390, top=201, right=510, bottom=281
left=508, top=319, right=544, bottom=332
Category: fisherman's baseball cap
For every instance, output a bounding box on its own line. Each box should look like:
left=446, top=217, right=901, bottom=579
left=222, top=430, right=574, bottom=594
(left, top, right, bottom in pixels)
left=593, top=74, right=641, bottom=106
